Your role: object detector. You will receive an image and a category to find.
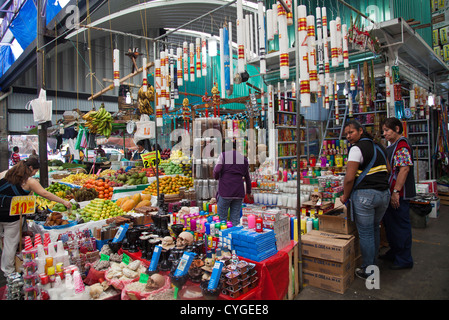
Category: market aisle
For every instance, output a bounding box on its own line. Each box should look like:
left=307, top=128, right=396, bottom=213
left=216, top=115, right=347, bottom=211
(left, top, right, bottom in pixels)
left=295, top=204, right=449, bottom=300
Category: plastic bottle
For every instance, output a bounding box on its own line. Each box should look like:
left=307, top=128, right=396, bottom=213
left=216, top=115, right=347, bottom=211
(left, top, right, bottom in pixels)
left=306, top=218, right=313, bottom=233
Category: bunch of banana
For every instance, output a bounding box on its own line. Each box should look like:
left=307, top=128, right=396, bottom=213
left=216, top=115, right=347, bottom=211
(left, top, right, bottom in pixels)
left=83, top=103, right=113, bottom=138
left=138, top=85, right=154, bottom=115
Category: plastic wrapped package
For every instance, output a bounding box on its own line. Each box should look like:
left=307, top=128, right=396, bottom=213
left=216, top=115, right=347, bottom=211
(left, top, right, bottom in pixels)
left=121, top=275, right=171, bottom=300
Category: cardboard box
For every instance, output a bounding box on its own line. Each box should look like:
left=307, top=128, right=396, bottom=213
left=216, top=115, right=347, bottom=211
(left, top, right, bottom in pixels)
left=302, top=255, right=354, bottom=277
left=420, top=180, right=438, bottom=196
left=318, top=198, right=356, bottom=234
left=303, top=269, right=354, bottom=294
left=416, top=184, right=430, bottom=194
left=429, top=198, right=441, bottom=218
left=301, top=230, right=355, bottom=263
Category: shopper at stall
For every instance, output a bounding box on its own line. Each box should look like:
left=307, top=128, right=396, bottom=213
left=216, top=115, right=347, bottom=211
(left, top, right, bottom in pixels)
left=10, top=146, right=21, bottom=166
left=381, top=117, right=416, bottom=270
left=213, top=139, right=252, bottom=227
left=96, top=145, right=106, bottom=158
left=0, top=157, right=71, bottom=276
left=339, top=120, right=391, bottom=281
left=131, top=140, right=149, bottom=161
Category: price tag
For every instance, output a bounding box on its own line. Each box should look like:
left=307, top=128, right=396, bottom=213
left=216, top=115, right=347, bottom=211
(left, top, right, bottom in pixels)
left=122, top=253, right=130, bottom=265
left=9, top=195, right=36, bottom=216
left=139, top=273, right=149, bottom=284
left=100, top=254, right=110, bottom=261
left=141, top=151, right=161, bottom=168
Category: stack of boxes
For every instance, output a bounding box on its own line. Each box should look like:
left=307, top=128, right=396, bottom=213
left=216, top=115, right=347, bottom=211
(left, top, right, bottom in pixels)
left=226, top=228, right=278, bottom=262
left=301, top=199, right=360, bottom=294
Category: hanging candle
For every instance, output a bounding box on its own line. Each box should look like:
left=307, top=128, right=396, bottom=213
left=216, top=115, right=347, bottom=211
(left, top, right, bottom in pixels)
left=201, top=37, right=207, bottom=77
left=169, top=49, right=175, bottom=109
left=307, top=15, right=318, bottom=93
left=285, top=0, right=293, bottom=26
left=196, top=38, right=202, bottom=78
left=391, top=65, right=404, bottom=119
left=177, top=47, right=183, bottom=87
left=334, top=73, right=339, bottom=125
left=328, top=77, right=334, bottom=102
left=228, top=22, right=234, bottom=89
left=324, top=83, right=329, bottom=109
left=160, top=51, right=167, bottom=108
left=315, top=8, right=324, bottom=87
left=267, top=9, right=274, bottom=41
left=183, top=42, right=189, bottom=81
left=142, top=57, right=148, bottom=92
left=261, top=87, right=265, bottom=118
left=155, top=59, right=163, bottom=127
left=278, top=2, right=289, bottom=80
left=258, top=1, right=266, bottom=75
left=297, top=5, right=310, bottom=107
left=272, top=2, right=278, bottom=36
left=113, top=49, right=120, bottom=87
left=277, top=82, right=282, bottom=112
left=268, top=84, right=273, bottom=109
left=350, top=69, right=356, bottom=91
left=336, top=17, right=343, bottom=64
left=245, top=14, right=251, bottom=60
left=322, top=7, right=330, bottom=82
left=212, top=83, right=221, bottom=117
left=189, top=42, right=195, bottom=82
left=292, top=81, right=296, bottom=99
left=329, top=20, right=339, bottom=68
left=409, top=84, right=416, bottom=114
left=284, top=80, right=288, bottom=111
left=237, top=0, right=246, bottom=74
left=342, top=24, right=349, bottom=68
left=223, top=26, right=231, bottom=97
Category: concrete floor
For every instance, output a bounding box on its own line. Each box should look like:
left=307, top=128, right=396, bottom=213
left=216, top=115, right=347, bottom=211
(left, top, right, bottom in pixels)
left=1, top=204, right=448, bottom=300
left=295, top=203, right=449, bottom=300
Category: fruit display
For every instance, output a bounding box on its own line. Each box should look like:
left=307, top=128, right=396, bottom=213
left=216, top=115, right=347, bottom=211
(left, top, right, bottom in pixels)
left=180, top=162, right=192, bottom=176
left=61, top=173, right=97, bottom=186
left=46, top=182, right=72, bottom=199
left=99, top=169, right=116, bottom=178
left=169, top=149, right=190, bottom=165
left=36, top=196, right=58, bottom=210
left=108, top=167, right=149, bottom=186
left=142, top=175, right=193, bottom=196
left=83, top=179, right=115, bottom=200
left=137, top=84, right=155, bottom=115
left=140, top=167, right=164, bottom=177
left=159, top=160, right=183, bottom=175
left=82, top=103, right=113, bottom=138
left=44, top=211, right=71, bottom=227
left=160, top=148, right=171, bottom=160
left=66, top=187, right=99, bottom=202
left=115, top=193, right=153, bottom=212
left=78, top=198, right=125, bottom=222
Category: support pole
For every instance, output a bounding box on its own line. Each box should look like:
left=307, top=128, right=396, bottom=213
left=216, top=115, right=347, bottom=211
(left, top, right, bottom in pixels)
left=37, top=0, right=49, bottom=188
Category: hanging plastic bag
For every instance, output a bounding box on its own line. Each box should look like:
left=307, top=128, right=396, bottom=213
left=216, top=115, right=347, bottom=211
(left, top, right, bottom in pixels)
left=26, top=89, right=53, bottom=123
left=133, top=115, right=155, bottom=144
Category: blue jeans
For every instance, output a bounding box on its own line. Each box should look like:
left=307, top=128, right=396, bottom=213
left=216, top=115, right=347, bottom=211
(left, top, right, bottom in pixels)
left=382, top=198, right=413, bottom=267
left=351, top=189, right=390, bottom=270
left=217, top=196, right=243, bottom=227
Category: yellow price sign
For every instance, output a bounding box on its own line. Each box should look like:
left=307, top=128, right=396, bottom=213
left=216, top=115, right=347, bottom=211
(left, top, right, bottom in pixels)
left=10, top=195, right=36, bottom=216
left=141, top=151, right=161, bottom=168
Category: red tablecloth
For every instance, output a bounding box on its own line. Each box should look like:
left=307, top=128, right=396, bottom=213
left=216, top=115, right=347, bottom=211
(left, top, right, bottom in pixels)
left=120, top=241, right=293, bottom=300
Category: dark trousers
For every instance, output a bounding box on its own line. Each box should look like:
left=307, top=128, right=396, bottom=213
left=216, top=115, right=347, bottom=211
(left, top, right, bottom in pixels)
left=382, top=198, right=414, bottom=267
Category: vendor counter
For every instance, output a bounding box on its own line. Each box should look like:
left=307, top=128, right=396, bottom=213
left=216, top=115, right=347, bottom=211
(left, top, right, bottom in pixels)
left=119, top=240, right=297, bottom=300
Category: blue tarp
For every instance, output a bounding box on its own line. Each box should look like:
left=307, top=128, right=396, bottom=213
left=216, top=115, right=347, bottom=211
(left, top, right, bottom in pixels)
left=0, top=45, right=16, bottom=78
left=6, top=0, right=62, bottom=66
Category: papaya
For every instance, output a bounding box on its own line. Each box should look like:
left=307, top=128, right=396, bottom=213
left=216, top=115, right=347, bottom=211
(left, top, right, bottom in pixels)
left=135, top=200, right=152, bottom=209
left=141, top=194, right=152, bottom=201
left=116, top=196, right=129, bottom=207
left=121, top=199, right=137, bottom=212
left=132, top=193, right=142, bottom=203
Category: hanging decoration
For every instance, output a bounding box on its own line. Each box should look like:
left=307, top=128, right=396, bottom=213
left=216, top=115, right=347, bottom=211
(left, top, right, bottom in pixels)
left=196, top=38, right=202, bottom=78
left=142, top=56, right=148, bottom=92
left=183, top=42, right=189, bottom=81
left=409, top=83, right=416, bottom=114
left=348, top=15, right=381, bottom=54
left=342, top=24, right=349, bottom=68
left=189, top=42, right=195, bottom=82
left=160, top=51, right=167, bottom=110
left=223, top=24, right=232, bottom=96
left=267, top=8, right=274, bottom=41
left=169, top=49, right=176, bottom=110
left=350, top=69, right=356, bottom=91
left=330, top=19, right=338, bottom=68
left=278, top=2, right=289, bottom=80
left=182, top=96, right=190, bottom=132
left=258, top=1, right=266, bottom=75
left=345, top=71, right=352, bottom=117
left=385, top=65, right=391, bottom=105
left=307, top=15, right=318, bottom=93
left=237, top=0, right=246, bottom=74
left=316, top=7, right=325, bottom=86
left=211, top=83, right=221, bottom=117
left=322, top=7, right=330, bottom=82
left=334, top=73, right=339, bottom=125
left=155, top=59, right=163, bottom=127
left=336, top=17, right=343, bottom=64
left=324, top=82, right=329, bottom=109
left=201, top=36, right=207, bottom=77
left=297, top=5, right=310, bottom=107
left=177, top=47, right=183, bottom=87
left=202, top=91, right=211, bottom=118
left=113, top=49, right=120, bottom=87
left=392, top=65, right=404, bottom=119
